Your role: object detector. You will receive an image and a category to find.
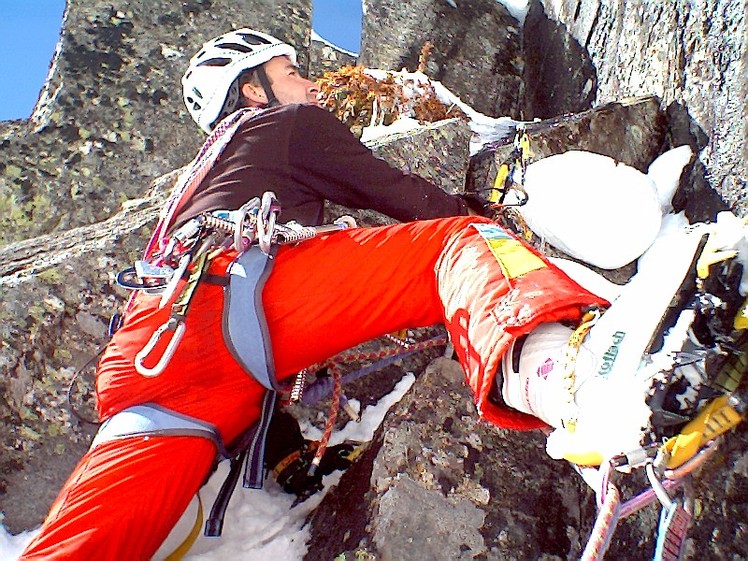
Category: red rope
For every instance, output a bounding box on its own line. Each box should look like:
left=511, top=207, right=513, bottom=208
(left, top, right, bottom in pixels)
left=307, top=334, right=446, bottom=473
left=310, top=363, right=342, bottom=474
left=582, top=482, right=621, bottom=561
left=328, top=335, right=446, bottom=365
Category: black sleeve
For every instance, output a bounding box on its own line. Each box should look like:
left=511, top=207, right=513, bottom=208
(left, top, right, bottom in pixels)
left=289, top=105, right=470, bottom=222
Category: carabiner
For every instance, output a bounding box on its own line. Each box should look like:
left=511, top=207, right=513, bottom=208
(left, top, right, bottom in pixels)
left=134, top=318, right=186, bottom=377
left=232, top=198, right=261, bottom=252
left=257, top=192, right=280, bottom=254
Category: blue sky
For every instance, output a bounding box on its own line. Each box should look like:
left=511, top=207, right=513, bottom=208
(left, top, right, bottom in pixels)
left=0, top=0, right=362, bottom=121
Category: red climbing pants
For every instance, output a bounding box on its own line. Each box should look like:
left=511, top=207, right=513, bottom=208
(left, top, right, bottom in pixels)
left=20, top=216, right=605, bottom=560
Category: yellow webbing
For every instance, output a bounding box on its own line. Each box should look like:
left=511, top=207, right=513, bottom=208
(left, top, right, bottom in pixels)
left=165, top=494, right=204, bottom=561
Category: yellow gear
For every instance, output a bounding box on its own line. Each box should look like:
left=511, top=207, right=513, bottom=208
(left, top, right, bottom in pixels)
left=661, top=395, right=743, bottom=470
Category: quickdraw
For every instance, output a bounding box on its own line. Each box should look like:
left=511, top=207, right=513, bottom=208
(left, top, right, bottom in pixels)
left=488, top=124, right=531, bottom=208
left=134, top=250, right=210, bottom=377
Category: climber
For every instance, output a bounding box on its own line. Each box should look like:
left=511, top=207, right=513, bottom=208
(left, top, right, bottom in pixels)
left=19, top=28, right=741, bottom=561
left=18, top=28, right=498, bottom=561
left=21, top=209, right=612, bottom=560
left=176, top=27, right=494, bottom=498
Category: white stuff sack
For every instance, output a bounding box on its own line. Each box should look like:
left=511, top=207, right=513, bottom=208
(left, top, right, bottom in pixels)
left=517, top=151, right=663, bottom=269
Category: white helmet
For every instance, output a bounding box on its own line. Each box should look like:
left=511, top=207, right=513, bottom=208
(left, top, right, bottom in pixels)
left=182, top=29, right=297, bottom=133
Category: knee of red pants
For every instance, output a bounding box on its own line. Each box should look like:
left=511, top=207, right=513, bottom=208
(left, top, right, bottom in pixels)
left=19, top=436, right=216, bottom=561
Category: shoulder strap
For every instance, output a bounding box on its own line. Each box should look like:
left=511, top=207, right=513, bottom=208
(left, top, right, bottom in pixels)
left=145, top=107, right=264, bottom=261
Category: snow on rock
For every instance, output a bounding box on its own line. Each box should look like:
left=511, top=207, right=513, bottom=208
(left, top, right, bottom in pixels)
left=359, top=68, right=520, bottom=154
left=496, top=0, right=530, bottom=26
left=647, top=145, right=693, bottom=213
left=311, top=31, right=358, bottom=57
left=518, top=151, right=664, bottom=269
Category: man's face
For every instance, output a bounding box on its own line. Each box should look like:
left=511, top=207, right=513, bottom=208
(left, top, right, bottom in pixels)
left=261, top=56, right=320, bottom=106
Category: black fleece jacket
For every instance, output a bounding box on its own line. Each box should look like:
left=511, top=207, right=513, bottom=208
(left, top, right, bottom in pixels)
left=173, top=103, right=471, bottom=228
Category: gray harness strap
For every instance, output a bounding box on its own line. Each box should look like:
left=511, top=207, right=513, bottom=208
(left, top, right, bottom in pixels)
left=92, top=246, right=284, bottom=538
left=91, top=403, right=227, bottom=457
left=222, top=245, right=281, bottom=391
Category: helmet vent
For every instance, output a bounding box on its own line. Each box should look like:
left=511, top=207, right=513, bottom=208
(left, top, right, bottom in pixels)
left=238, top=33, right=272, bottom=45
left=198, top=57, right=233, bottom=67
left=217, top=42, right=254, bottom=53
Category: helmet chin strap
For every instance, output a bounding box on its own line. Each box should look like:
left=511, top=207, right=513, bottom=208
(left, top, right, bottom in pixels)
left=255, top=65, right=281, bottom=108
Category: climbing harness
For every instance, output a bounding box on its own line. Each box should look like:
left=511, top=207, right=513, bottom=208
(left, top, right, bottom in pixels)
left=118, top=192, right=357, bottom=380
left=70, top=101, right=453, bottom=558
left=91, top=403, right=228, bottom=456
left=133, top=250, right=210, bottom=378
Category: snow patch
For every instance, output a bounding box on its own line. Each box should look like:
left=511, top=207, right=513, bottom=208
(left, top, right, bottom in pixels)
left=647, top=145, right=693, bottom=213
left=0, top=526, right=36, bottom=560
left=496, top=0, right=530, bottom=26
left=311, top=30, right=359, bottom=57
left=518, top=151, right=663, bottom=269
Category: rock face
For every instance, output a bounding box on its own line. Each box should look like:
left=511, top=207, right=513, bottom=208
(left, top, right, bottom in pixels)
left=0, top=0, right=312, bottom=246
left=526, top=0, right=747, bottom=215
left=310, top=36, right=358, bottom=80
left=359, top=0, right=525, bottom=119
left=469, top=96, right=668, bottom=187
left=522, top=0, right=597, bottom=118
left=0, top=177, right=169, bottom=532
